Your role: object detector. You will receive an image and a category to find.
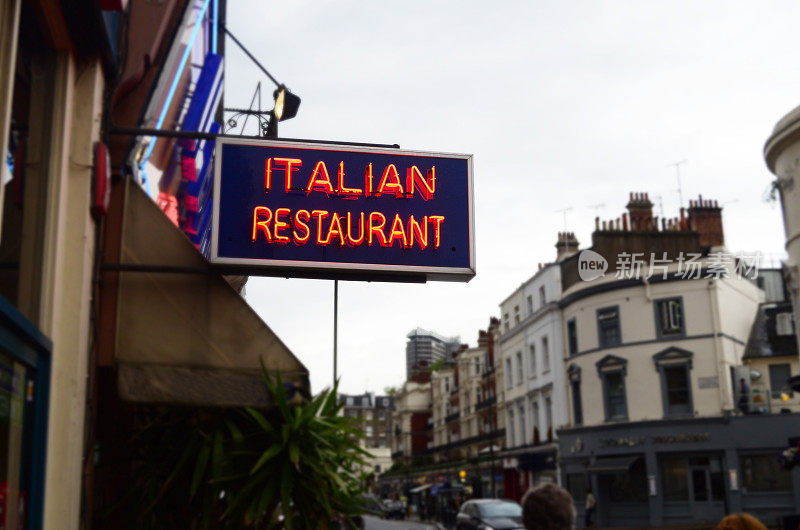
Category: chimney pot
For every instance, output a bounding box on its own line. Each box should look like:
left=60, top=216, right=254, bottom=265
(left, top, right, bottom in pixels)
left=622, top=213, right=629, bottom=231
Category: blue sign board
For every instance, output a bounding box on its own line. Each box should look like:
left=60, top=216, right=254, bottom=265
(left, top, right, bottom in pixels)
left=210, top=138, right=475, bottom=281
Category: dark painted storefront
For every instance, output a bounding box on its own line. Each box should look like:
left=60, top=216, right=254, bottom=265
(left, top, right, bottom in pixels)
left=558, top=414, right=800, bottom=528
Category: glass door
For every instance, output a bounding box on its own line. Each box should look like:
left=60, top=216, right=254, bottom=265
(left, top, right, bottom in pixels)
left=688, top=456, right=726, bottom=522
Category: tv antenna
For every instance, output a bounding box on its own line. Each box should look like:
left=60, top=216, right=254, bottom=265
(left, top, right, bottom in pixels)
left=587, top=203, right=605, bottom=216
left=652, top=194, right=664, bottom=217
left=666, top=159, right=687, bottom=207
left=554, top=206, right=572, bottom=231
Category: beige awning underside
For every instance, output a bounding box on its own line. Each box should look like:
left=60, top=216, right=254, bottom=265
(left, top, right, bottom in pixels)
left=113, top=179, right=309, bottom=407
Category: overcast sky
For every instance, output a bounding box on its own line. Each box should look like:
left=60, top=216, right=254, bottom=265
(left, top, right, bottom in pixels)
left=224, top=1, right=798, bottom=395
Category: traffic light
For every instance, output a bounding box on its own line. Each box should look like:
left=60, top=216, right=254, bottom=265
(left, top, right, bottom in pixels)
left=459, top=469, right=467, bottom=483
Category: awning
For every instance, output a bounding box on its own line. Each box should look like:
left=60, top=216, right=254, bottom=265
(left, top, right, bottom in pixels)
left=103, top=179, right=309, bottom=407
left=588, top=456, right=641, bottom=473
left=519, top=451, right=557, bottom=472
left=409, top=484, right=432, bottom=494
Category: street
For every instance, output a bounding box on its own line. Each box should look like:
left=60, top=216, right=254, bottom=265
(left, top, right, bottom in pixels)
left=362, top=515, right=439, bottom=530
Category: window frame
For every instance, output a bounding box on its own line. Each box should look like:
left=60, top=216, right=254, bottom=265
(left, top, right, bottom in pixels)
left=654, top=296, right=686, bottom=339
left=653, top=347, right=694, bottom=417
left=542, top=336, right=550, bottom=373
left=596, top=306, right=622, bottom=348
left=596, top=354, right=628, bottom=421
left=768, top=363, right=792, bottom=399
left=567, top=318, right=578, bottom=356
left=568, top=364, right=583, bottom=426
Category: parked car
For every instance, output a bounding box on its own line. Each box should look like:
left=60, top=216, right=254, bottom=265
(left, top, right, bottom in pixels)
left=455, top=499, right=524, bottom=530
left=381, top=500, right=405, bottom=519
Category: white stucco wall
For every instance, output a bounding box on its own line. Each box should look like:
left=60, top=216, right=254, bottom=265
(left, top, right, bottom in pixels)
left=562, top=271, right=762, bottom=427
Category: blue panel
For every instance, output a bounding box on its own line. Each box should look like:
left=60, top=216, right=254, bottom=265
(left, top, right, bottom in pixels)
left=213, top=141, right=474, bottom=278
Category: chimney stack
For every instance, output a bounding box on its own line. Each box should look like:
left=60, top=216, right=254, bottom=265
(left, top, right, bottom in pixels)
left=687, top=194, right=724, bottom=248
left=555, top=231, right=580, bottom=262
left=626, top=192, right=654, bottom=231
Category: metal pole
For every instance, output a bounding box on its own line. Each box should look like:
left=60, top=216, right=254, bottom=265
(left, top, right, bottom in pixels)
left=333, top=280, right=338, bottom=386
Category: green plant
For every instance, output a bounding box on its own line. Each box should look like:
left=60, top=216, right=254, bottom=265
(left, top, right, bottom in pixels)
left=112, top=371, right=370, bottom=529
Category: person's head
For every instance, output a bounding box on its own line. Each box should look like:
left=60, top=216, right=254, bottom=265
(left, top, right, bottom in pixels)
left=716, top=513, right=767, bottom=530
left=521, top=483, right=575, bottom=530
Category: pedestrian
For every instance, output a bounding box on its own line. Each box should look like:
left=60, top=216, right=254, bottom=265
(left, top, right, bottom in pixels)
left=738, top=378, right=751, bottom=414
left=584, top=487, right=596, bottom=527
left=716, top=513, right=767, bottom=530
left=521, top=483, right=575, bottom=530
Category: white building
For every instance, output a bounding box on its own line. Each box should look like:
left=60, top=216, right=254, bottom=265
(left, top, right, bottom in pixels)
left=497, top=232, right=576, bottom=498
left=556, top=193, right=800, bottom=528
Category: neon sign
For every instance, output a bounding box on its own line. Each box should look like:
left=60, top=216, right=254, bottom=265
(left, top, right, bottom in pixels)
left=211, top=139, right=475, bottom=281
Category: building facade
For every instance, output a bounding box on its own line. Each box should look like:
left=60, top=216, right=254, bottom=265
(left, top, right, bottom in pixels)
left=765, top=107, right=800, bottom=363
left=557, top=192, right=800, bottom=527
left=405, top=327, right=460, bottom=380
left=497, top=235, right=573, bottom=501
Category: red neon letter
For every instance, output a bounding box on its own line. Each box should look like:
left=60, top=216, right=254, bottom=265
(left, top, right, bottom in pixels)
left=273, top=158, right=302, bottom=192
left=293, top=209, right=311, bottom=245
left=346, top=212, right=365, bottom=246
left=407, top=215, right=428, bottom=249
left=324, top=212, right=346, bottom=246
left=364, top=163, right=374, bottom=197
left=368, top=212, right=388, bottom=247
left=273, top=207, right=291, bottom=244
left=388, top=213, right=408, bottom=247
left=405, top=166, right=436, bottom=200
left=311, top=210, right=330, bottom=245
left=337, top=161, right=362, bottom=198
left=376, top=164, right=404, bottom=197
left=306, top=160, right=335, bottom=196
left=264, top=158, right=272, bottom=194
left=252, top=206, right=273, bottom=242
left=428, top=215, right=445, bottom=248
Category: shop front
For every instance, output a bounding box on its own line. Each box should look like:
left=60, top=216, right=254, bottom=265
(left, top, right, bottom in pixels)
left=559, top=414, right=800, bottom=528
left=0, top=298, right=50, bottom=530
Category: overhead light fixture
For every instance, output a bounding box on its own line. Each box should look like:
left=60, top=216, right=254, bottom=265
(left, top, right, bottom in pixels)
left=267, top=85, right=301, bottom=138
left=272, top=85, right=300, bottom=122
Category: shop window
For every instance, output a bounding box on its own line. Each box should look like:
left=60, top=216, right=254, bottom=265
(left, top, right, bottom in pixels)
left=608, top=459, right=647, bottom=502
left=597, top=355, right=628, bottom=421
left=597, top=306, right=621, bottom=348
left=741, top=454, right=792, bottom=492
left=655, top=297, right=684, bottom=338
left=568, top=364, right=583, bottom=425
left=769, top=363, right=792, bottom=399
left=566, top=473, right=587, bottom=501
left=567, top=318, right=578, bottom=356
left=653, top=347, right=693, bottom=417
left=660, top=455, right=689, bottom=501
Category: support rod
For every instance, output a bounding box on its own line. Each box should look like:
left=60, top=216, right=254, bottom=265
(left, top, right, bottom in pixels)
left=223, top=27, right=281, bottom=87
left=333, top=279, right=338, bottom=387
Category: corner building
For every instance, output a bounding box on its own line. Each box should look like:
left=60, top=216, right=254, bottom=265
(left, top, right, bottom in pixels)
left=557, top=193, right=800, bottom=527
